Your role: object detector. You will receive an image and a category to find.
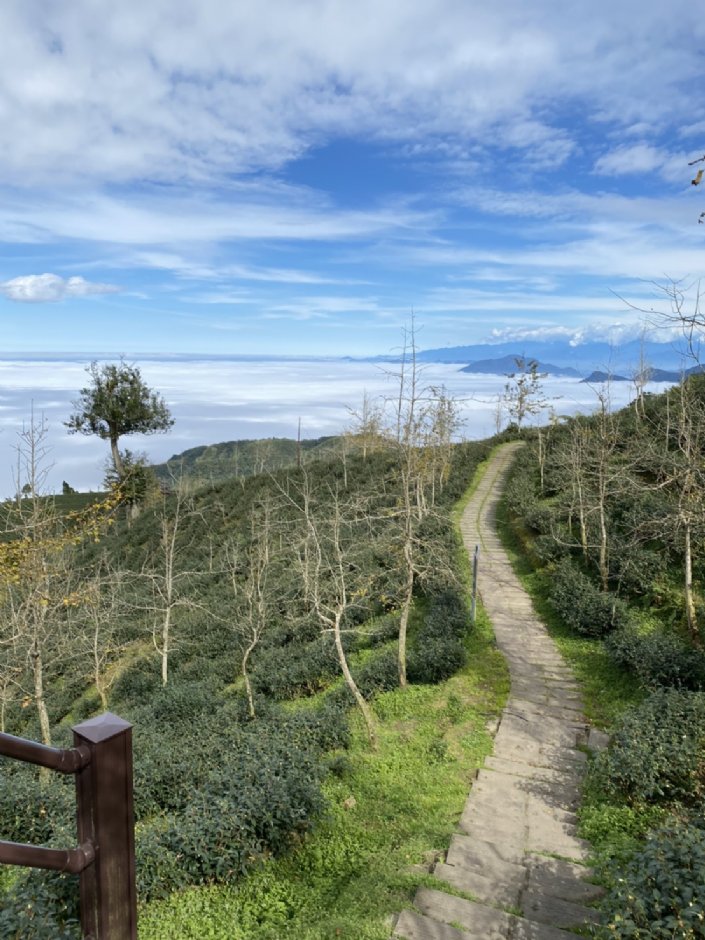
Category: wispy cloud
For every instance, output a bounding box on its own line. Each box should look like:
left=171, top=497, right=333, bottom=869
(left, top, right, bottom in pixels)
left=0, top=187, right=437, bottom=247
left=0, top=273, right=119, bottom=303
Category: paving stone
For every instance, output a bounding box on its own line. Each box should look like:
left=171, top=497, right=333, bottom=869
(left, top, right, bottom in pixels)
left=506, top=699, right=584, bottom=724
left=393, top=910, right=471, bottom=940
left=483, top=756, right=583, bottom=788
left=526, top=853, right=594, bottom=880
left=446, top=835, right=525, bottom=871
left=459, top=814, right=526, bottom=849
left=415, top=888, right=512, bottom=939
left=433, top=862, right=522, bottom=907
left=510, top=917, right=583, bottom=940
left=520, top=890, right=602, bottom=929
left=526, top=865, right=604, bottom=904
left=525, top=824, right=591, bottom=862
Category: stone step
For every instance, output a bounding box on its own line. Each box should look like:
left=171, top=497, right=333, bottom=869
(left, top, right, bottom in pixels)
left=435, top=845, right=602, bottom=910
left=414, top=887, right=513, bottom=939
left=393, top=909, right=470, bottom=940
left=475, top=767, right=581, bottom=810
left=433, top=861, right=523, bottom=907
left=490, top=738, right=587, bottom=773
left=527, top=856, right=604, bottom=904
left=498, top=713, right=584, bottom=749
left=484, top=754, right=581, bottom=781
left=505, top=700, right=585, bottom=725
left=446, top=834, right=524, bottom=872
left=412, top=887, right=584, bottom=940
left=521, top=890, right=602, bottom=930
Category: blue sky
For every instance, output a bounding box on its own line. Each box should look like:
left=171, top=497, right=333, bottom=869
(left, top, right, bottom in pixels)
left=2, top=0, right=705, bottom=357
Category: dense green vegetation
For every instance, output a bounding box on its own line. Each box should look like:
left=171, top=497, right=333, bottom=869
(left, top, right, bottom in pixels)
left=499, top=376, right=705, bottom=939
left=152, top=435, right=345, bottom=486
left=0, top=414, right=495, bottom=937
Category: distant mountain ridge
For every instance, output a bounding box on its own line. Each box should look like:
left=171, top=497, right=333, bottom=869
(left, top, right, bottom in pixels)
left=415, top=338, right=694, bottom=375
left=459, top=355, right=581, bottom=377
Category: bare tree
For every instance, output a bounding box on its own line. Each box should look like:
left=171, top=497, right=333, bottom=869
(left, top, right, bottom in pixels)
left=642, top=378, right=705, bottom=640
left=503, top=357, right=548, bottom=429
left=138, top=480, right=203, bottom=686
left=74, top=561, right=132, bottom=710
left=219, top=500, right=278, bottom=719
left=346, top=390, right=386, bottom=459
left=286, top=472, right=379, bottom=747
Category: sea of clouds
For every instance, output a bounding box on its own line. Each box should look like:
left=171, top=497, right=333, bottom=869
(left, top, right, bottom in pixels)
left=0, top=357, right=671, bottom=499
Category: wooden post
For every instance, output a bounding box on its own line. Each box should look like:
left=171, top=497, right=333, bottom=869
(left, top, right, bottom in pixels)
left=471, top=545, right=479, bottom=624
left=72, top=712, right=137, bottom=940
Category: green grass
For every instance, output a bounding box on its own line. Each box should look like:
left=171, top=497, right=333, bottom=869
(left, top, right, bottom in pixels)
left=138, top=608, right=508, bottom=939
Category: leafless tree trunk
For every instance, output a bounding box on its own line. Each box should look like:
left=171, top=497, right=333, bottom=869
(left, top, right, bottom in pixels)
left=138, top=481, right=202, bottom=686
left=286, top=473, right=378, bottom=748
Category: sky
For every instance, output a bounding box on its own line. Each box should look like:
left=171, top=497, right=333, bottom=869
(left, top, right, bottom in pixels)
left=2, top=0, right=705, bottom=358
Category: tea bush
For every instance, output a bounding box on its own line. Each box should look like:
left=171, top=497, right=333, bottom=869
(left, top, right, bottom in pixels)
left=602, top=819, right=705, bottom=939
left=0, top=870, right=80, bottom=940
left=550, top=558, right=629, bottom=637
left=592, top=689, right=705, bottom=805
left=606, top=628, right=705, bottom=690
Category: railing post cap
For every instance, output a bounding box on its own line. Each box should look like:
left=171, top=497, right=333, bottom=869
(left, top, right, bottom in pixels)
left=72, top=711, right=132, bottom=745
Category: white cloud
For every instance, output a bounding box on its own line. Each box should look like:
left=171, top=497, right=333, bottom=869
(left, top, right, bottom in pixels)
left=594, top=143, right=669, bottom=177
left=0, top=1, right=703, bottom=186
left=488, top=322, right=643, bottom=345
left=0, top=186, right=437, bottom=247
left=0, top=273, right=119, bottom=303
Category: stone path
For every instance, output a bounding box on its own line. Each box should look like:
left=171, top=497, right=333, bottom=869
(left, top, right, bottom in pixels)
left=393, top=443, right=604, bottom=940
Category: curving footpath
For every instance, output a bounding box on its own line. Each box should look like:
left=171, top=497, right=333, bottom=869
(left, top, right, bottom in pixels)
left=393, top=442, right=605, bottom=940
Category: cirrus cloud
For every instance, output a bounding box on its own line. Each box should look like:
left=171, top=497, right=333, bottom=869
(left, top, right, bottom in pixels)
left=0, top=273, right=120, bottom=303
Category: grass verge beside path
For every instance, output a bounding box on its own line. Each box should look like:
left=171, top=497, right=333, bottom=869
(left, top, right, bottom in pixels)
left=138, top=606, right=509, bottom=940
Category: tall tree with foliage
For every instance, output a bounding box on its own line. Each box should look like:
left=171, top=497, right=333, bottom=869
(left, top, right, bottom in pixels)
left=66, top=360, right=173, bottom=478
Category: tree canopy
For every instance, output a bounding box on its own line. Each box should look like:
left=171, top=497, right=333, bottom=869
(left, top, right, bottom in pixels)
left=65, top=360, right=173, bottom=477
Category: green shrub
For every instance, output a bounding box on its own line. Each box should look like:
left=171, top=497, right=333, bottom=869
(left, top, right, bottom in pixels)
left=422, top=590, right=468, bottom=640
left=550, top=558, right=628, bottom=637
left=406, top=587, right=469, bottom=684
left=606, top=628, right=705, bottom=690
left=354, top=649, right=399, bottom=696
left=149, top=678, right=222, bottom=723
left=367, top=613, right=401, bottom=646
left=251, top=635, right=340, bottom=699
left=592, top=689, right=705, bottom=805
left=601, top=820, right=705, bottom=938
left=0, top=767, right=73, bottom=846
left=0, top=871, right=80, bottom=940
left=408, top=636, right=467, bottom=684
left=532, top=533, right=569, bottom=565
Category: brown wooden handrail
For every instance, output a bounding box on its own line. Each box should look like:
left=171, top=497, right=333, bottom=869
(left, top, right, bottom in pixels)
left=0, top=731, right=90, bottom=773
left=0, top=713, right=137, bottom=939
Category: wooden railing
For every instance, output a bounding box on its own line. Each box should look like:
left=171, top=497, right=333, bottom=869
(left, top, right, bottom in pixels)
left=0, top=712, right=137, bottom=939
